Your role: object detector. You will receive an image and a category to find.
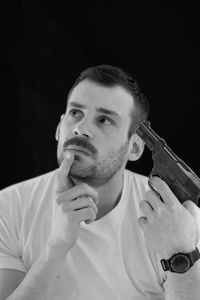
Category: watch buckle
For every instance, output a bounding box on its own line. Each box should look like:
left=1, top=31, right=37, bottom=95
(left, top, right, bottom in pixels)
left=161, top=259, right=169, bottom=271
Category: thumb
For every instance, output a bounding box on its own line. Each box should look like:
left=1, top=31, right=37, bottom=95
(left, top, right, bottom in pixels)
left=56, top=151, right=74, bottom=192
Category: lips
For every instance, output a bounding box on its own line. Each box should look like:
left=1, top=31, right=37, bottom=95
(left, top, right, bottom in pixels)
left=66, top=146, right=91, bottom=156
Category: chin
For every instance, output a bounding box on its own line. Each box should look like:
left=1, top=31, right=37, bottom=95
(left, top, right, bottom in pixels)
left=70, top=159, right=93, bottom=176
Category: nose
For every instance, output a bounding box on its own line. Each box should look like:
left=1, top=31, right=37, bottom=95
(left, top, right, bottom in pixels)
left=72, top=122, right=93, bottom=139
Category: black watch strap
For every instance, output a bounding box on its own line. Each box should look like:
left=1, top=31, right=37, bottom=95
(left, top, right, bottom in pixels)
left=190, top=247, right=200, bottom=264
left=161, top=247, right=200, bottom=273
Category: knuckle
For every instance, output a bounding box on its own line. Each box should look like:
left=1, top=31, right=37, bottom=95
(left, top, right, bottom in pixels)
left=91, top=209, right=96, bottom=220
left=87, top=207, right=96, bottom=220
left=78, top=196, right=91, bottom=207
left=81, top=183, right=89, bottom=190
left=87, top=196, right=95, bottom=206
left=56, top=194, right=63, bottom=204
left=62, top=203, right=70, bottom=212
left=183, top=200, right=194, bottom=207
left=82, top=197, right=98, bottom=214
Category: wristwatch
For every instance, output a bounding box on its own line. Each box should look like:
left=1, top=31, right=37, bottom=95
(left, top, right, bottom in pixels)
left=161, top=247, right=200, bottom=273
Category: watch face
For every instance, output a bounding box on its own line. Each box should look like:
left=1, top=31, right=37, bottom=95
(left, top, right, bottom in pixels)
left=171, top=254, right=190, bottom=273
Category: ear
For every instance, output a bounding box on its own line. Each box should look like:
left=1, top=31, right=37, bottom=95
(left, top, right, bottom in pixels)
left=55, top=114, right=65, bottom=141
left=127, top=133, right=145, bottom=161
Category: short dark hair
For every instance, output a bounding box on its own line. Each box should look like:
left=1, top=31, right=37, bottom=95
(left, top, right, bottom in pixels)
left=66, top=64, right=150, bottom=138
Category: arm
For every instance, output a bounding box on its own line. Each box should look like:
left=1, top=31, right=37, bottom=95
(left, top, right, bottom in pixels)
left=2, top=247, right=68, bottom=300
left=138, top=177, right=200, bottom=300
left=0, top=152, right=98, bottom=300
left=0, top=269, right=25, bottom=300
left=166, top=261, right=200, bottom=299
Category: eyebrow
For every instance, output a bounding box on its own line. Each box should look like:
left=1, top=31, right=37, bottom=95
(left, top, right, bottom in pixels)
left=68, top=101, right=121, bottom=118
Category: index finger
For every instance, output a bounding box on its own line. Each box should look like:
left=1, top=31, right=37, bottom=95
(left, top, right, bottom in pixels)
left=150, top=176, right=180, bottom=208
left=56, top=151, right=74, bottom=193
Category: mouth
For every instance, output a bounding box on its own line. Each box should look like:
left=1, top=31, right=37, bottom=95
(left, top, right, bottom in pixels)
left=66, top=146, right=91, bottom=156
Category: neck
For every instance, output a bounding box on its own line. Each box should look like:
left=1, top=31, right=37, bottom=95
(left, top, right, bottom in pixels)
left=96, top=171, right=124, bottom=219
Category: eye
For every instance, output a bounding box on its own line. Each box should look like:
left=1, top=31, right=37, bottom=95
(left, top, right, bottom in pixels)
left=68, top=109, right=83, bottom=118
left=98, top=116, right=113, bottom=125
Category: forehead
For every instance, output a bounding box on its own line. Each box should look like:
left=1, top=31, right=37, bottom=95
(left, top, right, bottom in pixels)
left=68, top=80, right=135, bottom=117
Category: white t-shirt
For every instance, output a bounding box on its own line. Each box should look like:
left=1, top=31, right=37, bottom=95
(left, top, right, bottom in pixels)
left=0, top=169, right=167, bottom=299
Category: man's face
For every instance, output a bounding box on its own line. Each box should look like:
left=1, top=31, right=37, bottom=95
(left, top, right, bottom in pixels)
left=57, top=79, right=135, bottom=187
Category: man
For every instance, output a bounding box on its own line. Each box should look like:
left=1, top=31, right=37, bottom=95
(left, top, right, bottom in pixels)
left=0, top=64, right=200, bottom=299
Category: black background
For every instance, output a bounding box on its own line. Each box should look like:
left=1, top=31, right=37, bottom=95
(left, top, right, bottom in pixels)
left=2, top=2, right=200, bottom=191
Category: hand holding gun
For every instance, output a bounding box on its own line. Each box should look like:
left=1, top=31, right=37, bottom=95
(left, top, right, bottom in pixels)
left=136, top=121, right=200, bottom=205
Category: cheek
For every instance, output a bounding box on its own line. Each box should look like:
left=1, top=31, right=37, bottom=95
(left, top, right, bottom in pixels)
left=59, top=124, right=70, bottom=144
left=102, top=134, right=128, bottom=150
left=98, top=139, right=114, bottom=151
left=99, top=139, right=127, bottom=158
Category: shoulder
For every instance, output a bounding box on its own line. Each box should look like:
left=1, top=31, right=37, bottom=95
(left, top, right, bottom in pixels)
left=0, top=170, right=57, bottom=206
left=122, top=169, right=151, bottom=209
left=124, top=169, right=149, bottom=192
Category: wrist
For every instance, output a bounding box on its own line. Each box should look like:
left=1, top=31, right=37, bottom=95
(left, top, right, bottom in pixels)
left=44, top=242, right=71, bottom=261
left=161, top=247, right=200, bottom=274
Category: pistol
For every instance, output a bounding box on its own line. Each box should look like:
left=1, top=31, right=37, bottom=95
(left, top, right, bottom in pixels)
left=136, top=121, right=200, bottom=205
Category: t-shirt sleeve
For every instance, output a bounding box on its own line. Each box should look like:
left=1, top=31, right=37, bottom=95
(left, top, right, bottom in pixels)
left=0, top=187, right=27, bottom=273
